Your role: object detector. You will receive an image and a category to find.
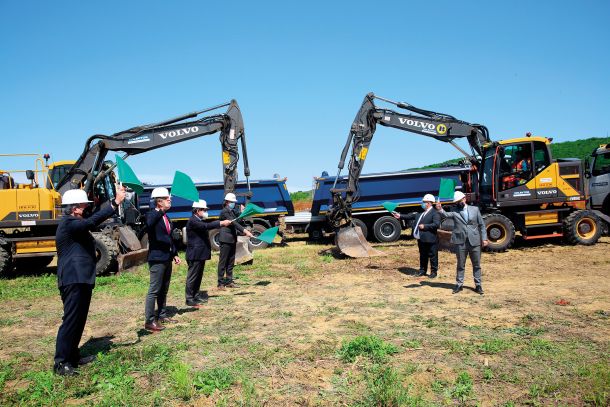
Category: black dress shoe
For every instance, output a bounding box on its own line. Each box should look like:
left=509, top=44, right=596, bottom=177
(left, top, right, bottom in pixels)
left=186, top=300, right=201, bottom=308
left=54, top=363, right=78, bottom=376
left=78, top=355, right=97, bottom=366
left=475, top=285, right=484, bottom=295
left=452, top=285, right=463, bottom=294
left=428, top=273, right=437, bottom=279
left=417, top=270, right=427, bottom=277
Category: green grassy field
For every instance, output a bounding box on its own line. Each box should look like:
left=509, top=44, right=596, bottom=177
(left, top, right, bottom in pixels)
left=0, top=237, right=608, bottom=406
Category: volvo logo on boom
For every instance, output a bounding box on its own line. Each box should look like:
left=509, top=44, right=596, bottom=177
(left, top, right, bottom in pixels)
left=157, top=126, right=199, bottom=140
left=398, top=118, right=438, bottom=134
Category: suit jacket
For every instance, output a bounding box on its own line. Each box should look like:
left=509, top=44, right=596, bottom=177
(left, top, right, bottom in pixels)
left=185, top=215, right=220, bottom=261
left=146, top=209, right=177, bottom=263
left=55, top=203, right=116, bottom=287
left=400, top=209, right=441, bottom=244
left=440, top=204, right=487, bottom=246
left=218, top=206, right=246, bottom=244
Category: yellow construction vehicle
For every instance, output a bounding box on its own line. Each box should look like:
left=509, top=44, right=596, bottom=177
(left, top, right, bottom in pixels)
left=0, top=154, right=75, bottom=273
left=329, top=93, right=602, bottom=256
left=0, top=100, right=253, bottom=276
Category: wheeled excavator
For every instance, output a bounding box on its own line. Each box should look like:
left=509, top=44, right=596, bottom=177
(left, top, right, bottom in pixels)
left=330, top=93, right=602, bottom=257
left=0, top=100, right=253, bottom=276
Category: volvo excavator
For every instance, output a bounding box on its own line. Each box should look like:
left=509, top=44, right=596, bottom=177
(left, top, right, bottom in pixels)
left=0, top=100, right=253, bottom=276
left=330, top=93, right=602, bottom=257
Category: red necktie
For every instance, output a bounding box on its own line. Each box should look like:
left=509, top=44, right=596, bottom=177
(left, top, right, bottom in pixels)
left=163, top=215, right=171, bottom=234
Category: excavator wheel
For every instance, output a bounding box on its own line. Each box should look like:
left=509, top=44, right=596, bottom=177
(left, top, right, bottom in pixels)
left=563, top=210, right=601, bottom=245
left=93, top=232, right=119, bottom=275
left=483, top=213, right=515, bottom=252
left=0, top=244, right=13, bottom=277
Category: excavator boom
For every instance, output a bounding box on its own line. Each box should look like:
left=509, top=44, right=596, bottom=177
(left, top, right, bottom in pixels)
left=57, top=100, right=253, bottom=271
left=331, top=93, right=490, bottom=258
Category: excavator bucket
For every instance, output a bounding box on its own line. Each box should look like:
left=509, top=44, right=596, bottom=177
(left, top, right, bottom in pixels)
left=437, top=229, right=455, bottom=253
left=234, top=235, right=254, bottom=264
left=117, top=248, right=148, bottom=271
left=337, top=225, right=385, bottom=258
left=116, top=226, right=148, bottom=272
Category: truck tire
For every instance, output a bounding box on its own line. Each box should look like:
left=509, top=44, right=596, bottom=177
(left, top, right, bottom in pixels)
left=308, top=226, right=324, bottom=241
left=0, top=245, right=13, bottom=277
left=483, top=213, right=515, bottom=252
left=373, top=216, right=402, bottom=242
left=563, top=210, right=601, bottom=245
left=93, top=232, right=119, bottom=275
left=352, top=218, right=368, bottom=240
left=209, top=229, right=221, bottom=251
left=248, top=224, right=269, bottom=251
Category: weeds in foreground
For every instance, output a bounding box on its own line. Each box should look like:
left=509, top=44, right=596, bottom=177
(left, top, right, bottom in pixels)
left=338, top=335, right=398, bottom=363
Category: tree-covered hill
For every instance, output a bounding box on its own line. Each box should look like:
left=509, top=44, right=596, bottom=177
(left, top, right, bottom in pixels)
left=420, top=136, right=610, bottom=169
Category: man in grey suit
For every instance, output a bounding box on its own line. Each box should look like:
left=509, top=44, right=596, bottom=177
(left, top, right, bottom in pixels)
left=436, top=191, right=488, bottom=295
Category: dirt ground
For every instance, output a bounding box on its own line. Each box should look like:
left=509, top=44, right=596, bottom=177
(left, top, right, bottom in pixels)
left=1, top=235, right=609, bottom=405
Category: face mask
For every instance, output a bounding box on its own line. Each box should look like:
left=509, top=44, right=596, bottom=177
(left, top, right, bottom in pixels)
left=421, top=202, right=427, bottom=209
left=457, top=202, right=465, bottom=209
left=228, top=202, right=235, bottom=209
left=200, top=212, right=209, bottom=220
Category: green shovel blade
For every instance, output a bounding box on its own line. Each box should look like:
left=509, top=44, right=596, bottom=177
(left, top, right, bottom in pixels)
left=115, top=155, right=143, bottom=194
left=438, top=178, right=457, bottom=200
left=171, top=171, right=199, bottom=202
left=255, top=226, right=279, bottom=244
left=382, top=201, right=398, bottom=213
left=238, top=203, right=265, bottom=219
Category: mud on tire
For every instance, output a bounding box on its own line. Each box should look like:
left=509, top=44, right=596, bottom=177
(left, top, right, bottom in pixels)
left=563, top=210, right=601, bottom=245
left=483, top=213, right=515, bottom=252
left=93, top=232, right=119, bottom=275
left=0, top=243, right=13, bottom=277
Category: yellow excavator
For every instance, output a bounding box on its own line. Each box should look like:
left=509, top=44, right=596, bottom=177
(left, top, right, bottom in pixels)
left=0, top=100, right=253, bottom=276
left=330, top=93, right=601, bottom=257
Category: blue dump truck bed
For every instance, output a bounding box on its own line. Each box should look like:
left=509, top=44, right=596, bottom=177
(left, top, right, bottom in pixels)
left=312, top=166, right=469, bottom=216
left=287, top=165, right=472, bottom=242
left=137, top=178, right=294, bottom=250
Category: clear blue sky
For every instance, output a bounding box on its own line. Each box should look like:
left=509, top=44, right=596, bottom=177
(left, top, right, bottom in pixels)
left=2, top=0, right=609, bottom=191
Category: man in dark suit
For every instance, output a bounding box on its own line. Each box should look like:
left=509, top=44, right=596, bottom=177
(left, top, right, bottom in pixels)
left=436, top=191, right=489, bottom=295
left=185, top=199, right=231, bottom=306
left=217, top=193, right=252, bottom=289
left=54, top=186, right=125, bottom=376
left=144, top=187, right=182, bottom=332
left=393, top=194, right=441, bottom=278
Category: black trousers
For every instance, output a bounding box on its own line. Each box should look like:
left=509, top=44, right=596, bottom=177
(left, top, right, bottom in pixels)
left=185, top=260, right=206, bottom=302
left=417, top=240, right=438, bottom=274
left=54, top=283, right=93, bottom=369
left=218, top=242, right=236, bottom=286
left=145, top=261, right=172, bottom=324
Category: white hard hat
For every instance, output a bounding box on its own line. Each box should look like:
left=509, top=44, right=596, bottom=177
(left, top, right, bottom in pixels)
left=151, top=187, right=170, bottom=198
left=192, top=199, right=208, bottom=209
left=224, top=192, right=237, bottom=202
left=61, top=189, right=92, bottom=205
left=422, top=194, right=436, bottom=203
left=453, top=191, right=466, bottom=202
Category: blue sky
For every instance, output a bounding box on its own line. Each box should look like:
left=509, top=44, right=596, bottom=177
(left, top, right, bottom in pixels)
left=2, top=1, right=609, bottom=192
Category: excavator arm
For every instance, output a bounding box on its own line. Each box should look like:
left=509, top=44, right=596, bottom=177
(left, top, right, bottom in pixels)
left=56, top=100, right=251, bottom=198
left=330, top=93, right=491, bottom=257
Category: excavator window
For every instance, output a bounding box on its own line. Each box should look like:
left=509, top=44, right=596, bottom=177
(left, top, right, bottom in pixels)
left=500, top=143, right=533, bottom=190
left=533, top=141, right=550, bottom=174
